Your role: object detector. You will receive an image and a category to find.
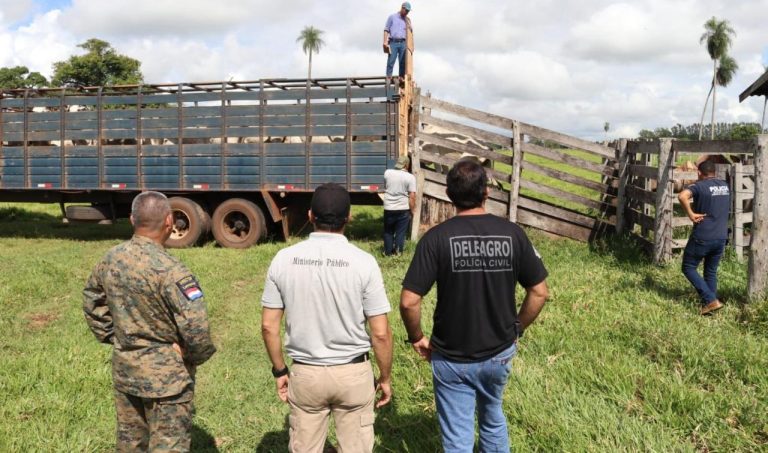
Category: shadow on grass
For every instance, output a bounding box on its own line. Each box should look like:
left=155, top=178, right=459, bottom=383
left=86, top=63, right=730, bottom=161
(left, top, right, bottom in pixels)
left=191, top=424, right=220, bottom=452
left=254, top=403, right=440, bottom=452
left=0, top=207, right=132, bottom=242
left=346, top=208, right=384, bottom=242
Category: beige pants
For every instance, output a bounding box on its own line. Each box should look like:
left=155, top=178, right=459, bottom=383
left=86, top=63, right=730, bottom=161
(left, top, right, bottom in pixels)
left=287, top=361, right=376, bottom=453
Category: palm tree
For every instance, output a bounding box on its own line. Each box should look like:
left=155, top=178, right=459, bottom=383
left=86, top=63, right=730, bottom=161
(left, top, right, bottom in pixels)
left=698, top=17, right=736, bottom=139
left=698, top=55, right=739, bottom=139
left=603, top=122, right=610, bottom=142
left=297, top=26, right=325, bottom=81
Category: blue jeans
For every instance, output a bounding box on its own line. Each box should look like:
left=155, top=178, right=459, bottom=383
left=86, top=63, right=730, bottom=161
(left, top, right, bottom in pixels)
left=681, top=238, right=727, bottom=305
left=386, top=40, right=406, bottom=77
left=432, top=343, right=517, bottom=453
left=383, top=209, right=410, bottom=255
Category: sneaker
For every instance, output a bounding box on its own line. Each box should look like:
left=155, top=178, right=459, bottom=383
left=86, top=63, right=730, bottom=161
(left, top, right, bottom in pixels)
left=700, top=299, right=724, bottom=316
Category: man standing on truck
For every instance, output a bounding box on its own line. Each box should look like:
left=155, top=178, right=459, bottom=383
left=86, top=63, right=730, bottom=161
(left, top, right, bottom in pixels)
left=678, top=159, right=731, bottom=315
left=83, top=191, right=216, bottom=452
left=383, top=2, right=412, bottom=81
left=261, top=183, right=393, bottom=453
left=383, top=154, right=416, bottom=255
left=400, top=160, right=549, bottom=452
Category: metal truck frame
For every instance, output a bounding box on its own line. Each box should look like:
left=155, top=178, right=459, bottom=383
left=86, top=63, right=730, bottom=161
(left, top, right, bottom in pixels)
left=0, top=77, right=400, bottom=248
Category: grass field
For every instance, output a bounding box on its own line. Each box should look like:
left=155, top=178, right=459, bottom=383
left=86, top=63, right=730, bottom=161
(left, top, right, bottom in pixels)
left=1, top=202, right=767, bottom=452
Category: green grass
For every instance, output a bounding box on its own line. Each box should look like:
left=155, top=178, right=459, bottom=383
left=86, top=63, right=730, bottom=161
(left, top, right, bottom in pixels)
left=1, top=203, right=767, bottom=452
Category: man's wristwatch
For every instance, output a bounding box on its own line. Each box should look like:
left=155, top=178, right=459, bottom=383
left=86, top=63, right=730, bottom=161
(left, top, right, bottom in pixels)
left=271, top=366, right=289, bottom=378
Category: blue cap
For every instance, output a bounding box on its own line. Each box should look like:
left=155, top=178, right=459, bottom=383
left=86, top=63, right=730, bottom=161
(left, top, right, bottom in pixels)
left=402, top=2, right=412, bottom=11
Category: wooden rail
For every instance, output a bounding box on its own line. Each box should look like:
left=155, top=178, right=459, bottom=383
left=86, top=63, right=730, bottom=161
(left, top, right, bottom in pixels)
left=411, top=95, right=617, bottom=243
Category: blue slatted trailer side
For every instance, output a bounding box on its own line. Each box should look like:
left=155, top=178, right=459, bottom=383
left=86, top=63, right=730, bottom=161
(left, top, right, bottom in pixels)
left=0, top=78, right=401, bottom=248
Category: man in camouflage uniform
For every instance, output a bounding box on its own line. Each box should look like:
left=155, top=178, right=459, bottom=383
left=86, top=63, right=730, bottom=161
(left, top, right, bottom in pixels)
left=83, top=191, right=216, bottom=452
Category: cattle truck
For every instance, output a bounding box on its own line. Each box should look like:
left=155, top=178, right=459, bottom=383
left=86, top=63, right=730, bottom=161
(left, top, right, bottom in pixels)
left=0, top=77, right=400, bottom=248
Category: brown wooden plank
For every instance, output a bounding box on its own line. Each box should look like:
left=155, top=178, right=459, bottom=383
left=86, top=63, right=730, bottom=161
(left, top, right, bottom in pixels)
left=422, top=168, right=509, bottom=203
left=672, top=139, right=753, bottom=155
left=627, top=140, right=660, bottom=155
left=521, top=142, right=616, bottom=177
left=416, top=131, right=512, bottom=164
left=672, top=239, right=688, bottom=249
left=420, top=96, right=512, bottom=131
left=735, top=212, right=754, bottom=224
left=517, top=208, right=592, bottom=242
left=625, top=185, right=656, bottom=205
left=672, top=170, right=698, bottom=181
left=519, top=122, right=616, bottom=160
left=518, top=196, right=615, bottom=228
left=629, top=164, right=660, bottom=180
left=672, top=216, right=692, bottom=227
left=420, top=113, right=512, bottom=149
left=421, top=180, right=507, bottom=217
left=626, top=207, right=655, bottom=232
left=522, top=160, right=612, bottom=193
left=519, top=179, right=607, bottom=211
left=419, top=150, right=511, bottom=183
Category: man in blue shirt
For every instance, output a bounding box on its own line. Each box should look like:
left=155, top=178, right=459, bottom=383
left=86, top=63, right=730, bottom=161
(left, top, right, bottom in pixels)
left=678, top=160, right=731, bottom=315
left=383, top=2, right=412, bottom=80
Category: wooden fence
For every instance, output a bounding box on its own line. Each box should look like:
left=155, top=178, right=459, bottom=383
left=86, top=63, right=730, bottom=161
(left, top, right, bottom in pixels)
left=732, top=161, right=755, bottom=260
left=617, top=138, right=757, bottom=263
left=409, top=95, right=618, bottom=243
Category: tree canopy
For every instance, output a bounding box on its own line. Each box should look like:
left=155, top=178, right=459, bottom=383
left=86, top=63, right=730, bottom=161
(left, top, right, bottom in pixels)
left=0, top=66, right=48, bottom=89
left=51, top=38, right=143, bottom=87
left=296, top=26, right=325, bottom=80
left=638, top=122, right=761, bottom=141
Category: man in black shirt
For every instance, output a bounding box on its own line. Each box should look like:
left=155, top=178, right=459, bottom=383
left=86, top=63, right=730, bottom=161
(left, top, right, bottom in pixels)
left=678, top=159, right=731, bottom=315
left=400, top=160, right=549, bottom=452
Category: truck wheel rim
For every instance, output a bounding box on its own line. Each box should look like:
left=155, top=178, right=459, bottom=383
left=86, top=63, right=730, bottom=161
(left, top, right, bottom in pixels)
left=221, top=211, right=251, bottom=242
left=170, top=210, right=191, bottom=240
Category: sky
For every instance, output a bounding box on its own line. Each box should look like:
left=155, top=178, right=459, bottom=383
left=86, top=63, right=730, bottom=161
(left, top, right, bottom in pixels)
left=0, top=0, right=766, bottom=140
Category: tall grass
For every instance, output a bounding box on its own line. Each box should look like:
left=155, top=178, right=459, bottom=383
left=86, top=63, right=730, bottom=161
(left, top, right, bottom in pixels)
left=0, top=203, right=766, bottom=452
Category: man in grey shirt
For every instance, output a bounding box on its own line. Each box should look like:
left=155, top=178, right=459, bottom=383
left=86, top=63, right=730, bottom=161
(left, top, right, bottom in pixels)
left=383, top=155, right=416, bottom=255
left=261, top=183, right=393, bottom=453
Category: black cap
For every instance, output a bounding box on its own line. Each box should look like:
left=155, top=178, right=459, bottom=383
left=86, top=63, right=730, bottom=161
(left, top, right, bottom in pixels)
left=311, top=183, right=350, bottom=225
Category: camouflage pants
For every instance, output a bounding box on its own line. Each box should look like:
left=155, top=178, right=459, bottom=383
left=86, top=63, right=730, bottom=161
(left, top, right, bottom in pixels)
left=114, top=386, right=194, bottom=453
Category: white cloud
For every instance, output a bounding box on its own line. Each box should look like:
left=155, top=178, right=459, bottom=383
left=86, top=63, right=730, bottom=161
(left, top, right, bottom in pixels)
left=0, top=0, right=34, bottom=26
left=0, top=0, right=765, bottom=140
left=466, top=51, right=575, bottom=101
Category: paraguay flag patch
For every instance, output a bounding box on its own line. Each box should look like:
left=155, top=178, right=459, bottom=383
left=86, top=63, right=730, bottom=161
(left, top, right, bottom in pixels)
left=176, top=275, right=204, bottom=301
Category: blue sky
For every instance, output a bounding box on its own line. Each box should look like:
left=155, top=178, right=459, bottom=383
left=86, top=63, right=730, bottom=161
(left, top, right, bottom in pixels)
left=1, top=0, right=767, bottom=139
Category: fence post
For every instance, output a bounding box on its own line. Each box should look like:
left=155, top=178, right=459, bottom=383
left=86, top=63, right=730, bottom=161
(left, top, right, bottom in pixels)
left=653, top=138, right=674, bottom=264
left=615, top=138, right=629, bottom=234
left=409, top=89, right=423, bottom=241
left=732, top=161, right=744, bottom=261
left=508, top=120, right=523, bottom=222
left=748, top=134, right=768, bottom=300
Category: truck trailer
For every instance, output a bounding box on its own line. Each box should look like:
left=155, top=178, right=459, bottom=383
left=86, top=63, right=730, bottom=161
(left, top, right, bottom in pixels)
left=0, top=77, right=400, bottom=248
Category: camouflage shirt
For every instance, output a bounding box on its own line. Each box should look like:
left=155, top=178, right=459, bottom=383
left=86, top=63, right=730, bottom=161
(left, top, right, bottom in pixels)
left=83, top=235, right=216, bottom=398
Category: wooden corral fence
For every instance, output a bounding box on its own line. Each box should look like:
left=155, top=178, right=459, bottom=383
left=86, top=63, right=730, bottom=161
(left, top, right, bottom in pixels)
left=616, top=135, right=768, bottom=299
left=617, top=139, right=755, bottom=263
left=409, top=94, right=618, bottom=243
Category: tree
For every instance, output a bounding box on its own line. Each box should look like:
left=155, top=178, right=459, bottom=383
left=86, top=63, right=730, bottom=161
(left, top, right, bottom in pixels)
left=51, top=38, right=143, bottom=87
left=603, top=121, right=610, bottom=142
left=699, top=17, right=736, bottom=139
left=296, top=26, right=325, bottom=81
left=0, top=66, right=48, bottom=89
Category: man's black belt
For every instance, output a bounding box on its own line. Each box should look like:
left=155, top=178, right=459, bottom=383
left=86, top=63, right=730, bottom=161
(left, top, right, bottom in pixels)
left=293, top=353, right=369, bottom=366
left=390, top=38, right=406, bottom=42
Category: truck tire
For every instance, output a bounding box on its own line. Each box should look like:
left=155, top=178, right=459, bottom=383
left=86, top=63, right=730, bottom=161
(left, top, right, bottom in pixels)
left=66, top=205, right=112, bottom=221
left=212, top=198, right=267, bottom=249
left=166, top=197, right=207, bottom=248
